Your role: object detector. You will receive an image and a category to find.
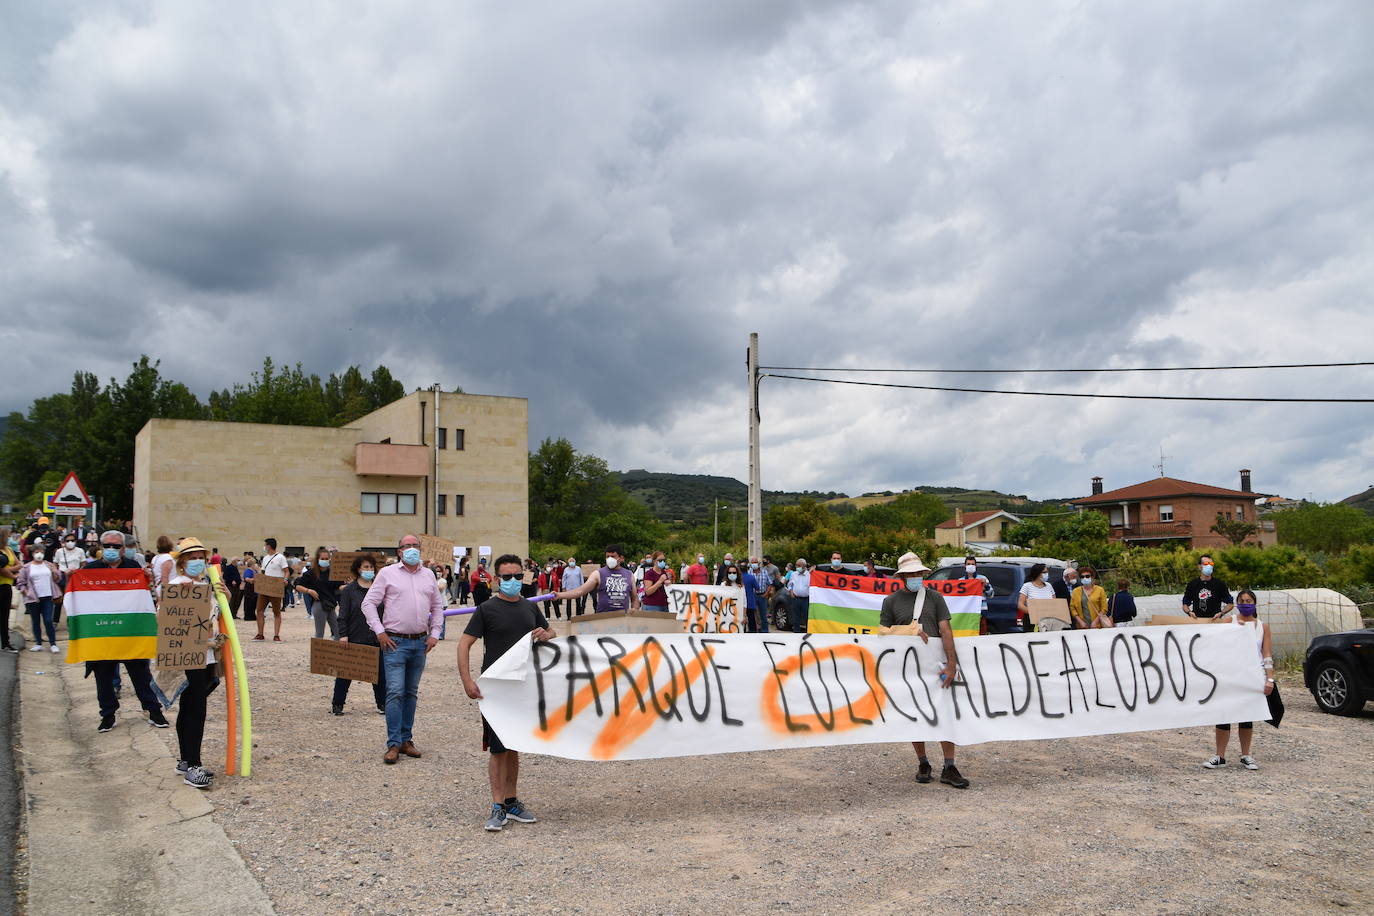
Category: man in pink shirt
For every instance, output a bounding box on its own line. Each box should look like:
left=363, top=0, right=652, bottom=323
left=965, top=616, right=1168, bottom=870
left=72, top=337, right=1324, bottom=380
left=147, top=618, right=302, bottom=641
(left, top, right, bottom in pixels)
left=361, top=533, right=444, bottom=764
left=686, top=553, right=710, bottom=585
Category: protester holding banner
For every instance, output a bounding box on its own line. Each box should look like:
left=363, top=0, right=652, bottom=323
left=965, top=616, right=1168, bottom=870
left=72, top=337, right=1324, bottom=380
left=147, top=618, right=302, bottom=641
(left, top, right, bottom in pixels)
left=253, top=538, right=290, bottom=641
left=163, top=537, right=226, bottom=789
left=1183, top=555, right=1234, bottom=619
left=786, top=558, right=811, bottom=633
left=0, top=527, right=19, bottom=652
left=641, top=551, right=673, bottom=614
left=81, top=530, right=168, bottom=733
left=879, top=552, right=969, bottom=789
left=556, top=545, right=640, bottom=614
left=296, top=547, right=341, bottom=640
left=17, top=545, right=62, bottom=653
left=1067, top=565, right=1108, bottom=629
left=1205, top=589, right=1275, bottom=771
left=333, top=553, right=386, bottom=716
left=458, top=553, right=557, bottom=832
left=361, top=534, right=444, bottom=764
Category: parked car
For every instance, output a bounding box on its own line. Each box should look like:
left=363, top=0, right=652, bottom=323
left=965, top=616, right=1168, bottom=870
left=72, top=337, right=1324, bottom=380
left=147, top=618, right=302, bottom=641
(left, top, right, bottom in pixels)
left=926, top=561, right=1067, bottom=634
left=1303, top=629, right=1374, bottom=716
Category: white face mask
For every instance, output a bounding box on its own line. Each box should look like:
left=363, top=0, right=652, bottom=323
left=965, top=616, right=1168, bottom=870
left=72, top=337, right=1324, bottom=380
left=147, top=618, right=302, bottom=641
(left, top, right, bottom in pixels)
left=605, top=557, right=619, bottom=569
left=965, top=565, right=976, bottom=575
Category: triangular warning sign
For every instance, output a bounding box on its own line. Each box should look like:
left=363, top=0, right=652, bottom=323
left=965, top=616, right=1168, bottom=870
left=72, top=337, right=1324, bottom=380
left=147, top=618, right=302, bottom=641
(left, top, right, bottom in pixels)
left=52, top=471, right=93, bottom=508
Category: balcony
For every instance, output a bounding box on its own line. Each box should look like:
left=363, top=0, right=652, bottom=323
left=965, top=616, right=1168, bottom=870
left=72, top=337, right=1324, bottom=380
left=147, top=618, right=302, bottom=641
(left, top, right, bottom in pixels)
left=1110, top=520, right=1193, bottom=541
left=355, top=442, right=429, bottom=477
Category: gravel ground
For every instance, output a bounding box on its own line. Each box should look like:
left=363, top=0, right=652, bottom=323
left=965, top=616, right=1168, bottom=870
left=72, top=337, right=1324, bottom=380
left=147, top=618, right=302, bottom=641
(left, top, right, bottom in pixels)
left=176, top=613, right=1371, bottom=915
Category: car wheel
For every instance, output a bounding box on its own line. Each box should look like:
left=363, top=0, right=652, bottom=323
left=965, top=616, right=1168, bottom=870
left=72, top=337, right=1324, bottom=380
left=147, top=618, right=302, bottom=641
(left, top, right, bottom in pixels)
left=1311, top=659, right=1363, bottom=716
left=771, top=605, right=788, bottom=632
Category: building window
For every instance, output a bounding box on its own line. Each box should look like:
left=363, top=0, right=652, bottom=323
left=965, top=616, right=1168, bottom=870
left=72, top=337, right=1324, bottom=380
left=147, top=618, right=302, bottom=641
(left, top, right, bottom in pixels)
left=437, top=494, right=447, bottom=515
left=1235, top=504, right=1245, bottom=519
left=453, top=428, right=465, bottom=450
left=977, top=524, right=986, bottom=538
left=361, top=492, right=417, bottom=515
left=1159, top=504, right=1174, bottom=522
left=453, top=494, right=465, bottom=516
left=438, top=428, right=447, bottom=449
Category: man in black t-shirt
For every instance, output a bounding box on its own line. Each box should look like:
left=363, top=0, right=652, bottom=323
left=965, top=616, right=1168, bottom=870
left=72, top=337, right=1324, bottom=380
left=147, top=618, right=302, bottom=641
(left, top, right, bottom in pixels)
left=1182, top=555, right=1234, bottom=619
left=459, top=553, right=556, bottom=832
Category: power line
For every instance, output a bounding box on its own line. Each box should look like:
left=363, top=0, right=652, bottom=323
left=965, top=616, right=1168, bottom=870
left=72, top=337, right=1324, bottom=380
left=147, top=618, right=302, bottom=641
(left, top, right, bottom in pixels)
left=763, top=374, right=1374, bottom=403
left=759, top=360, right=1374, bottom=374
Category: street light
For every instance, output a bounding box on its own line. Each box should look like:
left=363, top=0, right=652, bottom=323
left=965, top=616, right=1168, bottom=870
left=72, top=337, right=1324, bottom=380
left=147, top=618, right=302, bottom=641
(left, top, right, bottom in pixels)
left=713, top=502, right=729, bottom=548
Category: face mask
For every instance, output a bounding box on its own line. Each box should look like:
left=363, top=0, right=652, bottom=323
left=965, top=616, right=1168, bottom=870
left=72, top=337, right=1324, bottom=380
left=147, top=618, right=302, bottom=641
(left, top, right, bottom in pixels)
left=965, top=565, right=976, bottom=575
left=499, top=578, right=523, bottom=597
left=697, top=556, right=705, bottom=563
left=605, top=557, right=619, bottom=569
left=1237, top=603, right=1257, bottom=617
left=318, top=559, right=330, bottom=569
left=125, top=548, right=139, bottom=559
left=831, top=559, right=842, bottom=566
left=186, top=559, right=207, bottom=577
left=102, top=547, right=121, bottom=563
left=7, top=539, right=18, bottom=550
left=65, top=541, right=75, bottom=548
left=1201, top=564, right=1214, bottom=575
left=401, top=547, right=421, bottom=566
left=727, top=572, right=738, bottom=582
left=1081, top=577, right=1092, bottom=586
left=905, top=577, right=923, bottom=590
left=360, top=569, right=375, bottom=582
left=32, top=552, right=44, bottom=562
left=657, top=560, right=666, bottom=569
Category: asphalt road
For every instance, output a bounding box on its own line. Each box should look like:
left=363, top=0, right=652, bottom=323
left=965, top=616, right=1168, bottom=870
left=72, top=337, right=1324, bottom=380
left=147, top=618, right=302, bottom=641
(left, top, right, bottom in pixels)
left=0, top=627, right=20, bottom=916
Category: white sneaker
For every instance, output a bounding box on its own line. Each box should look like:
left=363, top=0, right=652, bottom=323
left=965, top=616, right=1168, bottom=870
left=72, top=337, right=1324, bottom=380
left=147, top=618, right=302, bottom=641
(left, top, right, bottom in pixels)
left=50, top=644, right=60, bottom=654
left=29, top=644, right=43, bottom=652
left=1239, top=755, right=1258, bottom=770
left=1203, top=755, right=1226, bottom=768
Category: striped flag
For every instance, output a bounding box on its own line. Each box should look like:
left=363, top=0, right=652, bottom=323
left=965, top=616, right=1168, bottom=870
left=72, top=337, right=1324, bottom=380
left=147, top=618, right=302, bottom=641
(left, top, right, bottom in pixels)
left=64, top=567, right=156, bottom=663
left=809, top=571, right=984, bottom=637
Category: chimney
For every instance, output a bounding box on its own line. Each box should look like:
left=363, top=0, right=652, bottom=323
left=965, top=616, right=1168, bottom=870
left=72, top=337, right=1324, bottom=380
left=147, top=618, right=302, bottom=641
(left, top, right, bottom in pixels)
left=1240, top=469, right=1252, bottom=493
left=955, top=508, right=964, bottom=527
left=1091, top=476, right=1103, bottom=496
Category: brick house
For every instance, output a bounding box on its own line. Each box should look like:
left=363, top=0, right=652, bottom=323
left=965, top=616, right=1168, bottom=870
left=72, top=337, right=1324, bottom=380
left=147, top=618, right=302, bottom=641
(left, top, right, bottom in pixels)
left=934, top=508, right=1022, bottom=552
left=1068, top=470, right=1272, bottom=549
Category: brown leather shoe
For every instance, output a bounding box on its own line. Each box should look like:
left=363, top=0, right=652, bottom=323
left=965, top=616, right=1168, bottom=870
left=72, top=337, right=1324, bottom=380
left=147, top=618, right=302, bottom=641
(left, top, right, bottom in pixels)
left=399, top=740, right=422, bottom=758
left=383, top=746, right=400, bottom=764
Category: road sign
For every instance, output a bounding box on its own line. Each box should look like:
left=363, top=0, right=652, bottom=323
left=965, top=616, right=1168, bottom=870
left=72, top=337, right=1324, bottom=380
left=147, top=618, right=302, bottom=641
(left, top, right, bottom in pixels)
left=51, top=471, right=93, bottom=509
left=43, top=491, right=56, bottom=513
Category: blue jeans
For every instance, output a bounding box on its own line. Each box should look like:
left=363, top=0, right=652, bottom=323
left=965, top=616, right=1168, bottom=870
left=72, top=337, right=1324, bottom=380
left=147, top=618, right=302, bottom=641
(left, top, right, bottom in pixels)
left=789, top=596, right=810, bottom=633
left=28, top=596, right=56, bottom=644
left=382, top=638, right=427, bottom=747
left=302, top=592, right=314, bottom=618
left=746, top=600, right=769, bottom=633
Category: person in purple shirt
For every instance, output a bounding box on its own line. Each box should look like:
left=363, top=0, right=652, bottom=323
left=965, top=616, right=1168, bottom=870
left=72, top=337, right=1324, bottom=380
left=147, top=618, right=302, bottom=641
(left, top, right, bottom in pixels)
left=361, top=533, right=444, bottom=765
left=555, top=544, right=641, bottom=614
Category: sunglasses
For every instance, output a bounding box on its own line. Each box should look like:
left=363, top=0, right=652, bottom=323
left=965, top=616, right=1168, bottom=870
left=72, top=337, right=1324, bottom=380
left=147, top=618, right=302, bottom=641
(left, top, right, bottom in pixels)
left=498, top=573, right=522, bottom=581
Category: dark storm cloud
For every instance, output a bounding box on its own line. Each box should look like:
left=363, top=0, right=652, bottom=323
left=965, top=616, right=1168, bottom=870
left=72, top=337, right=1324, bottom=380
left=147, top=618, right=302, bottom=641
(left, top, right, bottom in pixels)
left=2, top=1, right=1372, bottom=501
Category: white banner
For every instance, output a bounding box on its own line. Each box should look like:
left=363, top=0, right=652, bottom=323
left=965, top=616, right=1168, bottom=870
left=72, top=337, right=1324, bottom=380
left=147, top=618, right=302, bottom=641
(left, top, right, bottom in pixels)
left=666, top=583, right=745, bottom=633
left=477, top=626, right=1271, bottom=761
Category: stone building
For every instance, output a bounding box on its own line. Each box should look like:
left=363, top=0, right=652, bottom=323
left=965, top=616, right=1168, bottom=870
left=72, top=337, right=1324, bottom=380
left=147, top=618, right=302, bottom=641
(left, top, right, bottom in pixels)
left=132, top=390, right=528, bottom=560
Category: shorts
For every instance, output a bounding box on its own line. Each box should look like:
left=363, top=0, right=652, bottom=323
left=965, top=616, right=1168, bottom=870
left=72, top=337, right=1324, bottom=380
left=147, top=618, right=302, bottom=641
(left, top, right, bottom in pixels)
left=1216, top=722, right=1253, bottom=731
left=481, top=716, right=509, bottom=754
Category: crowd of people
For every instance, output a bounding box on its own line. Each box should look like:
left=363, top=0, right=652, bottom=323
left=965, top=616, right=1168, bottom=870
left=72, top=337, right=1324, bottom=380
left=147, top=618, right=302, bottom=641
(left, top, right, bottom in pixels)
left=7, top=519, right=1278, bottom=819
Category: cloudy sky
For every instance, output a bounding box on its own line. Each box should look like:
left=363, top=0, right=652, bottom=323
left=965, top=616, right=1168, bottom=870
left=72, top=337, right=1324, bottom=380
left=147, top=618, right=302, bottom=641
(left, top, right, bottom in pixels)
left=3, top=1, right=1372, bottom=502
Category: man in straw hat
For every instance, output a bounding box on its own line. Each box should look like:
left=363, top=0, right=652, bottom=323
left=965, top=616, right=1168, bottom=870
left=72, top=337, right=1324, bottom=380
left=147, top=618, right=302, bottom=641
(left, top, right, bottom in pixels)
left=878, top=551, right=970, bottom=789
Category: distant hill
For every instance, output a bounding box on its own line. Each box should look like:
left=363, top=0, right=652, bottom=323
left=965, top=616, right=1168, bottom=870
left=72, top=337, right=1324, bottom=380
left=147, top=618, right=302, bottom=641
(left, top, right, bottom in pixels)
left=1341, top=486, right=1374, bottom=515
left=611, top=470, right=845, bottom=524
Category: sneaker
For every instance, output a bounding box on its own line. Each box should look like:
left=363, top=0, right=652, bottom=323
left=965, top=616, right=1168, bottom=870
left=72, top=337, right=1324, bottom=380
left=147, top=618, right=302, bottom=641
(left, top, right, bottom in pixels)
left=484, top=803, right=508, bottom=832
left=916, top=760, right=933, bottom=784
left=1204, top=755, right=1226, bottom=769
left=2, top=646, right=15, bottom=653
left=29, top=644, right=43, bottom=652
left=183, top=765, right=213, bottom=789
left=147, top=708, right=170, bottom=728
left=1240, top=755, right=1258, bottom=771
left=376, top=704, right=386, bottom=716
left=331, top=704, right=345, bottom=716
left=50, top=644, right=60, bottom=654
left=176, top=760, right=215, bottom=778
left=98, top=714, right=116, bottom=733
left=940, top=765, right=970, bottom=789
left=503, top=799, right=537, bottom=823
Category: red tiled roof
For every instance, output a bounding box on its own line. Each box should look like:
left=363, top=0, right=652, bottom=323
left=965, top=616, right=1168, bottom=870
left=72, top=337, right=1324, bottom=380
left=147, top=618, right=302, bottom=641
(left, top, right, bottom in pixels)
left=935, top=509, right=1006, bottom=530
left=1070, top=476, right=1259, bottom=505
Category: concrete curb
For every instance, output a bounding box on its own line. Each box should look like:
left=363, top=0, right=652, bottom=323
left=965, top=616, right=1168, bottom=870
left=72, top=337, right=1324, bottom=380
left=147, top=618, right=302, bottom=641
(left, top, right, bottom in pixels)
left=17, top=650, right=275, bottom=915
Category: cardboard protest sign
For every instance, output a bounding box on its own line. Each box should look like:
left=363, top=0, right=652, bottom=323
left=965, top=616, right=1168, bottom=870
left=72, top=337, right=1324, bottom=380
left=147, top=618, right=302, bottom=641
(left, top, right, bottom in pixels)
left=808, top=572, right=984, bottom=637
left=157, top=583, right=215, bottom=670
left=478, top=625, right=1270, bottom=761
left=419, top=534, right=454, bottom=567
left=667, top=584, right=744, bottom=633
left=329, top=551, right=367, bottom=582
left=1146, top=614, right=1203, bottom=627
left=568, top=610, right=685, bottom=637
left=309, top=638, right=380, bottom=683
left=1028, top=598, right=1072, bottom=629
left=254, top=574, right=286, bottom=598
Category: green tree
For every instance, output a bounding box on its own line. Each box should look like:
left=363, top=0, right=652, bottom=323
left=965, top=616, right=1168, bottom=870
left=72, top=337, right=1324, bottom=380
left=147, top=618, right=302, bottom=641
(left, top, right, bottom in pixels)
left=1272, top=503, right=1374, bottom=553
left=843, top=492, right=949, bottom=538
left=1211, top=513, right=1259, bottom=546
left=763, top=498, right=837, bottom=540
left=528, top=438, right=662, bottom=551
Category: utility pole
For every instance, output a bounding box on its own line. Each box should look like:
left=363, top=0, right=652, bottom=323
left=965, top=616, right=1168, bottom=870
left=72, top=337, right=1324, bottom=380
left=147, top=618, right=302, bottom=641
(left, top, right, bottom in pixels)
left=747, top=333, right=762, bottom=562
left=713, top=502, right=727, bottom=548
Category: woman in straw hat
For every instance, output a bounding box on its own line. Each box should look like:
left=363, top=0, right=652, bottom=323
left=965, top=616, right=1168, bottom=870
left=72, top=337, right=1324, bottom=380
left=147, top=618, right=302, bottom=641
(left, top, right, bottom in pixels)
left=878, top=551, right=970, bottom=789
left=163, top=537, right=229, bottom=789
